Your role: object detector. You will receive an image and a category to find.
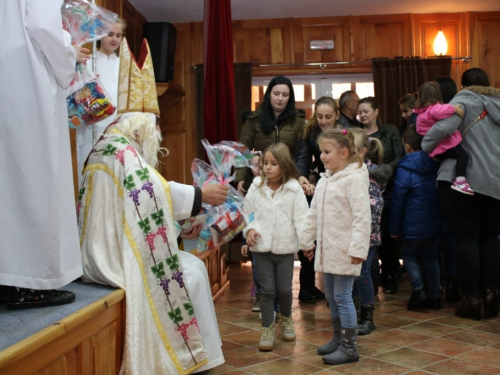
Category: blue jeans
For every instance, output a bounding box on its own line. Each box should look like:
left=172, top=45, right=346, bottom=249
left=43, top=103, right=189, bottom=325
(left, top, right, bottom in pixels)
left=353, top=246, right=379, bottom=305
left=324, top=273, right=357, bottom=328
left=401, top=236, right=441, bottom=299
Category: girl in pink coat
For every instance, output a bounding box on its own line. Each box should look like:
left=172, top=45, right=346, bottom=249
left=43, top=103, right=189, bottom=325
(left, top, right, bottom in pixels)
left=414, top=81, right=472, bottom=195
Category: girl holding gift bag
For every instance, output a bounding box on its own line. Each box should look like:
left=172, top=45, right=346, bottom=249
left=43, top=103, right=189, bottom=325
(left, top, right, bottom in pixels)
left=243, top=143, right=309, bottom=352
left=76, top=17, right=126, bottom=181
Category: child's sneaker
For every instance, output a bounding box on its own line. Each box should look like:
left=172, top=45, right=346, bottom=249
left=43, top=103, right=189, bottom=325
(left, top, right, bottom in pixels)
left=280, top=315, right=296, bottom=342
left=451, top=178, right=474, bottom=195
left=258, top=323, right=276, bottom=351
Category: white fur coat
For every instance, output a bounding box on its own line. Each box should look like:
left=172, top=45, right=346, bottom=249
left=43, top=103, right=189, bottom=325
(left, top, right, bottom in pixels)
left=243, top=177, right=309, bottom=254
left=300, top=163, right=371, bottom=276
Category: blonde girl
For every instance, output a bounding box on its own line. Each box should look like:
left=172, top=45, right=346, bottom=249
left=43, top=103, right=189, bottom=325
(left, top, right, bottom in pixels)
left=300, top=129, right=371, bottom=365
left=243, top=143, right=309, bottom=352
left=350, top=128, right=392, bottom=336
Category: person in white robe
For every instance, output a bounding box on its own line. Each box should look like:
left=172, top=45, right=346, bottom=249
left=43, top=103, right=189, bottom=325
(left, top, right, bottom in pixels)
left=77, top=37, right=226, bottom=374
left=76, top=19, right=125, bottom=180
left=0, top=0, right=89, bottom=308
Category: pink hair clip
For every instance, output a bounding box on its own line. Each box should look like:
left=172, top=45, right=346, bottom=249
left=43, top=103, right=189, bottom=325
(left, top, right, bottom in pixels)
left=342, top=129, right=347, bottom=135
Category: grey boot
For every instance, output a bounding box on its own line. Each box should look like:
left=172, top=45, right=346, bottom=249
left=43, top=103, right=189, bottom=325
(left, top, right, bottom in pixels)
left=358, top=304, right=376, bottom=335
left=317, top=318, right=341, bottom=355
left=322, top=327, right=359, bottom=365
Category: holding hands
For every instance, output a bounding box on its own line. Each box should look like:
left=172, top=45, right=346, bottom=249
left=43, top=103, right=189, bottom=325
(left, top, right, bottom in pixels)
left=298, top=176, right=315, bottom=196
left=350, top=256, right=364, bottom=265
left=246, top=229, right=262, bottom=247
left=302, top=249, right=315, bottom=261
left=241, top=244, right=249, bottom=257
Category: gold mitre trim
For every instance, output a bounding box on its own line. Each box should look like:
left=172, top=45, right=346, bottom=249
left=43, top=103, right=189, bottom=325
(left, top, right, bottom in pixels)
left=117, top=37, right=160, bottom=116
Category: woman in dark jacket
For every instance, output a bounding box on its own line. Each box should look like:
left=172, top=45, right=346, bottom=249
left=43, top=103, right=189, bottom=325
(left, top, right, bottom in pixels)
left=295, top=96, right=340, bottom=303
left=358, top=97, right=403, bottom=293
left=295, top=96, right=341, bottom=190
left=236, top=76, right=305, bottom=195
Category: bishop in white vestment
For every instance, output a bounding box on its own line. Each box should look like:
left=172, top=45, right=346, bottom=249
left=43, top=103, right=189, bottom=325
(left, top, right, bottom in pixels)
left=78, top=38, right=225, bottom=374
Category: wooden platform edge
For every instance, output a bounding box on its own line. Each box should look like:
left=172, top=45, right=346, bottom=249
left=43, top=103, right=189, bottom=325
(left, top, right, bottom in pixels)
left=212, top=280, right=230, bottom=301
left=0, top=289, right=125, bottom=371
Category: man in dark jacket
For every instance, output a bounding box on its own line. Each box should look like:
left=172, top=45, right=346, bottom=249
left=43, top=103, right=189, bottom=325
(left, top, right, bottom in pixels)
left=338, top=90, right=362, bottom=128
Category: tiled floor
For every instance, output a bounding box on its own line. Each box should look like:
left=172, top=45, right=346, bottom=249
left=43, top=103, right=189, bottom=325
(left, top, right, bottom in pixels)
left=207, top=262, right=500, bottom=375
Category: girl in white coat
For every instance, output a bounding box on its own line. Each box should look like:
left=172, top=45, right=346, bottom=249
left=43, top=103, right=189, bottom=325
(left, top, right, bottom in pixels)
left=300, top=129, right=371, bottom=365
left=243, top=143, right=309, bottom=351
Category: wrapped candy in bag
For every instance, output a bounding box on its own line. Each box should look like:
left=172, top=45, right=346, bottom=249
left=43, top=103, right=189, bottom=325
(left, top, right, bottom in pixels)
left=191, top=140, right=254, bottom=252
left=62, top=0, right=118, bottom=127
left=67, top=64, right=116, bottom=128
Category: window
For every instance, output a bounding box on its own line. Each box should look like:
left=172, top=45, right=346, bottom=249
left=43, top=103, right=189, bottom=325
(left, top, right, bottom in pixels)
left=251, top=74, right=374, bottom=120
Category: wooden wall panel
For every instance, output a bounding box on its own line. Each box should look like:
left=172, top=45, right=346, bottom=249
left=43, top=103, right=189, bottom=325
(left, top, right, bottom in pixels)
left=291, top=17, right=350, bottom=64
left=470, top=12, right=500, bottom=88
left=413, top=13, right=468, bottom=89
left=351, top=14, right=412, bottom=61
left=37, top=347, right=79, bottom=375
left=233, top=19, right=290, bottom=63
left=159, top=132, right=187, bottom=185
left=91, top=321, right=118, bottom=375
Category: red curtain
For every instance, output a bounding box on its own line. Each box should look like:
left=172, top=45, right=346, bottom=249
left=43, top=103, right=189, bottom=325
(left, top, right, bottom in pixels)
left=203, top=0, right=237, bottom=144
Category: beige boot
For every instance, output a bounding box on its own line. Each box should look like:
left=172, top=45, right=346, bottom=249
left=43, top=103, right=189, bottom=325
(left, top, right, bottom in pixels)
left=281, top=315, right=296, bottom=342
left=258, top=322, right=276, bottom=351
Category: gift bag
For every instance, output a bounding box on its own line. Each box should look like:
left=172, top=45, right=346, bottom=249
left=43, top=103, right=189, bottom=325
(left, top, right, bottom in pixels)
left=67, top=64, right=116, bottom=128
left=191, top=140, right=254, bottom=252
left=62, top=0, right=118, bottom=128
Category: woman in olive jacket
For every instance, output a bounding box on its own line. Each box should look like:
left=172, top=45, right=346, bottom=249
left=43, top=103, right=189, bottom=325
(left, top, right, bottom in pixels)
left=236, top=76, right=305, bottom=195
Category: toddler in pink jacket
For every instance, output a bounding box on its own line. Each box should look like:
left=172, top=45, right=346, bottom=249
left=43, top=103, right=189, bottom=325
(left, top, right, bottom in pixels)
left=413, top=81, right=472, bottom=194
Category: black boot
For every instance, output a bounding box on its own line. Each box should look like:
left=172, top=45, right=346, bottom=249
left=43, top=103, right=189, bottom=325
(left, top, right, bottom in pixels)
left=358, top=304, right=376, bottom=335
left=322, top=327, right=359, bottom=365
left=353, top=296, right=361, bottom=323
left=7, top=288, right=75, bottom=310
left=317, top=318, right=341, bottom=355
left=298, top=289, right=316, bottom=304
left=455, top=296, right=481, bottom=321
left=312, top=287, right=325, bottom=300
left=0, top=285, right=9, bottom=304
left=445, top=276, right=462, bottom=303
left=483, top=289, right=499, bottom=318
left=407, top=289, right=428, bottom=311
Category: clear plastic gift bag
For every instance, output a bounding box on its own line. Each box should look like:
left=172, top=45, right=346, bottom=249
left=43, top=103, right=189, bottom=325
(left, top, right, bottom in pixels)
left=191, top=140, right=254, bottom=252
left=66, top=64, right=116, bottom=128
left=62, top=0, right=118, bottom=128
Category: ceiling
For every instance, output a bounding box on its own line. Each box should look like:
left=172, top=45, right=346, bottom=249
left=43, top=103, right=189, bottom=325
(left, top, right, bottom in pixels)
left=128, top=0, right=500, bottom=23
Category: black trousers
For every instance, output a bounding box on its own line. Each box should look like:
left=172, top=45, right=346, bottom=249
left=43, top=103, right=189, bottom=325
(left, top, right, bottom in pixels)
left=438, top=182, right=500, bottom=296
left=297, top=249, right=316, bottom=293
left=435, top=143, right=470, bottom=178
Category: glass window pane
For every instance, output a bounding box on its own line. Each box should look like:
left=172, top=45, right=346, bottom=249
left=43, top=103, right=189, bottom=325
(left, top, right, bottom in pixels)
left=356, top=82, right=375, bottom=98
left=293, top=85, right=305, bottom=102
left=331, top=83, right=351, bottom=100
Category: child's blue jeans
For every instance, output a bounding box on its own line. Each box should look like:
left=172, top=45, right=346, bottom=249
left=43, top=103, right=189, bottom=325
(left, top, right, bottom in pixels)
left=401, top=235, right=441, bottom=299
left=324, top=273, right=357, bottom=328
